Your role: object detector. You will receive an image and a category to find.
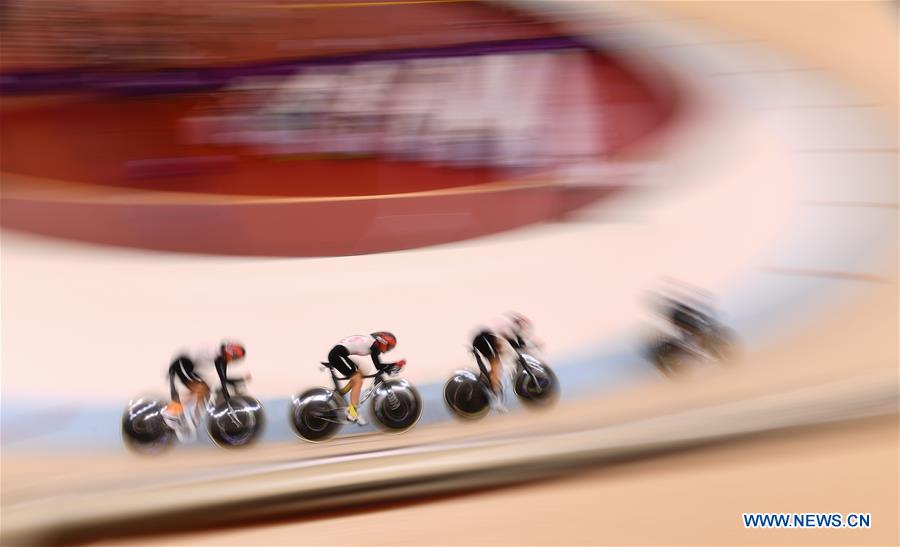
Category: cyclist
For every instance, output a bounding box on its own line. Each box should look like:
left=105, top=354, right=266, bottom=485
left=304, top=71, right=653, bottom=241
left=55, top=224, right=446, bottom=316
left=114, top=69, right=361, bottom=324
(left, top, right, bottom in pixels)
left=162, top=341, right=247, bottom=441
left=472, top=312, right=540, bottom=412
left=656, top=291, right=718, bottom=359
left=326, top=332, right=405, bottom=425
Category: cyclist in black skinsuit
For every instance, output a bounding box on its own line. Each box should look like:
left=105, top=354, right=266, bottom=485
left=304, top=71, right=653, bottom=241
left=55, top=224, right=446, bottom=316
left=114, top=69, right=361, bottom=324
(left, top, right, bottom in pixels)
left=162, top=341, right=246, bottom=441
left=656, top=289, right=726, bottom=362
left=472, top=312, right=539, bottom=412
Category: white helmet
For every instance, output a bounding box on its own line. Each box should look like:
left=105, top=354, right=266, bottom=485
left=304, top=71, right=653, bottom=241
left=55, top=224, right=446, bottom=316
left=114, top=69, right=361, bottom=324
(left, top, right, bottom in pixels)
left=505, top=311, right=532, bottom=332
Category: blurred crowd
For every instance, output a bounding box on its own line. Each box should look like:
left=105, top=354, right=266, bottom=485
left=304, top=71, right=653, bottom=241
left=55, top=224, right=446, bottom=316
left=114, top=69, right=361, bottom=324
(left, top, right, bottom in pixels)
left=0, top=0, right=604, bottom=171
left=0, top=0, right=556, bottom=71
left=181, top=52, right=603, bottom=168
left=1, top=0, right=251, bottom=69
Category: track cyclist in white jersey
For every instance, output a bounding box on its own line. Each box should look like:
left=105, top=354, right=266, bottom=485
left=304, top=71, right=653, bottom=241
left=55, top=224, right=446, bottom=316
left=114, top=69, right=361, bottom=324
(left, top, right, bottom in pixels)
left=325, top=332, right=405, bottom=425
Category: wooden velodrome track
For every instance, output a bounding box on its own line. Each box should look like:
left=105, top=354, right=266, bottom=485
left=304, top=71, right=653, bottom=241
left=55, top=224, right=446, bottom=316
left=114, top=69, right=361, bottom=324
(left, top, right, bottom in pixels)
left=1, top=1, right=897, bottom=545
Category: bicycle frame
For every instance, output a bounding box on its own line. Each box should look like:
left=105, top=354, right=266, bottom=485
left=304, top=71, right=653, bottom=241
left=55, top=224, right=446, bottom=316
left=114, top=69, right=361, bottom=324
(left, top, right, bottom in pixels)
left=471, top=349, right=496, bottom=390
left=471, top=345, right=546, bottom=394
left=203, top=377, right=251, bottom=423
left=314, top=365, right=401, bottom=423
left=516, top=351, right=548, bottom=394
left=213, top=377, right=247, bottom=402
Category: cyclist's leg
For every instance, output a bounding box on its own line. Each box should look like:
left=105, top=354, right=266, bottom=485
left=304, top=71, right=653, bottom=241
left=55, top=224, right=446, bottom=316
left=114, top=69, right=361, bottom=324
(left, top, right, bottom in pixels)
left=329, top=347, right=354, bottom=396
left=344, top=361, right=363, bottom=413
left=166, top=358, right=194, bottom=415
left=473, top=331, right=503, bottom=393
left=489, top=358, right=502, bottom=393
left=329, top=346, right=362, bottom=417
left=165, top=357, right=200, bottom=439
left=167, top=368, right=182, bottom=415
left=175, top=358, right=205, bottom=431
left=187, top=380, right=210, bottom=423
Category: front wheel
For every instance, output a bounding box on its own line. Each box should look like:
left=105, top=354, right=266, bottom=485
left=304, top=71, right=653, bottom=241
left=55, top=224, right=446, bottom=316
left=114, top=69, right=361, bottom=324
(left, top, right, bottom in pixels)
left=372, top=379, right=422, bottom=432
left=514, top=359, right=559, bottom=407
left=290, top=388, right=344, bottom=442
left=121, top=398, right=175, bottom=455
left=207, top=395, right=265, bottom=448
left=705, top=326, right=739, bottom=363
left=443, top=371, right=490, bottom=420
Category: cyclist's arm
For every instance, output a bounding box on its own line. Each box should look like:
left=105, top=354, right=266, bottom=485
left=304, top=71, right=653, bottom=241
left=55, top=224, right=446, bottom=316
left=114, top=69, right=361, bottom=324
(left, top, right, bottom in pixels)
left=168, top=368, right=180, bottom=403
left=514, top=334, right=527, bottom=349
left=369, top=349, right=396, bottom=371
left=510, top=331, right=543, bottom=353
left=214, top=357, right=232, bottom=405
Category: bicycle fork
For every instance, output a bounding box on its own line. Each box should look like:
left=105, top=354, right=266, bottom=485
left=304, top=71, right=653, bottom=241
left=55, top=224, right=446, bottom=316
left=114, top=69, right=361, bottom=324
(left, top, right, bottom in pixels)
left=518, top=355, right=545, bottom=394
left=384, top=387, right=401, bottom=411
left=362, top=384, right=401, bottom=411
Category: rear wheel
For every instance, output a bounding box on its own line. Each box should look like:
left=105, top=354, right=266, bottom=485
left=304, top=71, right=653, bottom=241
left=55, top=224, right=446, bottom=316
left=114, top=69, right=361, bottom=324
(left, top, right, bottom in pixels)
left=290, top=388, right=344, bottom=442
left=121, top=398, right=175, bottom=455
left=443, top=373, right=490, bottom=420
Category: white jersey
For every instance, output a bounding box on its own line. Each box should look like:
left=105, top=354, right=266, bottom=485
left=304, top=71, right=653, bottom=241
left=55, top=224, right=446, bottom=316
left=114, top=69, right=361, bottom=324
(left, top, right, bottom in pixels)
left=172, top=346, right=218, bottom=367
left=338, top=334, right=376, bottom=356
left=478, top=314, right=539, bottom=352
left=168, top=346, right=219, bottom=384
left=486, top=315, right=519, bottom=342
